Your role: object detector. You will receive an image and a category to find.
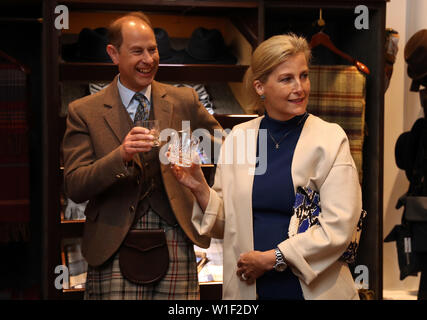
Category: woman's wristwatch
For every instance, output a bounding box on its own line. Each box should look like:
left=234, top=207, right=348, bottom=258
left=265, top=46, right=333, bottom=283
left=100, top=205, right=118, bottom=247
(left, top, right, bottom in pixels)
left=274, top=248, right=287, bottom=272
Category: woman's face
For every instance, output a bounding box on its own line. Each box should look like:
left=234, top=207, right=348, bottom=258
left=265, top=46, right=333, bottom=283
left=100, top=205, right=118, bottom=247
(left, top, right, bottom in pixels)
left=254, top=52, right=310, bottom=121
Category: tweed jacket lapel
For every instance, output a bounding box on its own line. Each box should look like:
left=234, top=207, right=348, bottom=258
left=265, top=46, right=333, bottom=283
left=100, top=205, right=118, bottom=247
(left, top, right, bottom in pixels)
left=103, top=75, right=133, bottom=144
left=102, top=79, right=172, bottom=141
left=151, top=80, right=173, bottom=131
left=102, top=75, right=143, bottom=168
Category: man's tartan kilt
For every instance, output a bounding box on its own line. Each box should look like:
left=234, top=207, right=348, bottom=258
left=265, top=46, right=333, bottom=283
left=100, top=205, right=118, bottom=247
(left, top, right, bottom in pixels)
left=84, top=208, right=199, bottom=300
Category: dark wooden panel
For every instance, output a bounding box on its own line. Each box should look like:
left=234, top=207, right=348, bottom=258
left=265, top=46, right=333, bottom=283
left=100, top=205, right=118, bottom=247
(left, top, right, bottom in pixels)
left=62, top=0, right=259, bottom=11
left=200, top=282, right=222, bottom=300
left=214, top=114, right=258, bottom=130
left=60, top=62, right=248, bottom=83
left=42, top=0, right=62, bottom=300
left=60, top=220, right=85, bottom=238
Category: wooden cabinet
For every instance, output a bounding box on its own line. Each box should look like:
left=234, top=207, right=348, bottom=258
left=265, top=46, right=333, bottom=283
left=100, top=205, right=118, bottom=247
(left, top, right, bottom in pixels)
left=42, top=0, right=387, bottom=299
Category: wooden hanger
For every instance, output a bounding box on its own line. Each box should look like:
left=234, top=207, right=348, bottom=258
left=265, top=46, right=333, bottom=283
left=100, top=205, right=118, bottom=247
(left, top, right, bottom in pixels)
left=309, top=9, right=370, bottom=75
left=0, top=49, right=30, bottom=74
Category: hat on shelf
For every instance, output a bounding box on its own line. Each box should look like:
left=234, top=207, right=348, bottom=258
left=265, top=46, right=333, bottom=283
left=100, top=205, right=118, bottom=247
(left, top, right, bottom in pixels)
left=395, top=117, right=425, bottom=181
left=404, top=29, right=427, bottom=92
left=183, top=27, right=237, bottom=65
left=154, top=28, right=184, bottom=64
left=62, top=27, right=112, bottom=63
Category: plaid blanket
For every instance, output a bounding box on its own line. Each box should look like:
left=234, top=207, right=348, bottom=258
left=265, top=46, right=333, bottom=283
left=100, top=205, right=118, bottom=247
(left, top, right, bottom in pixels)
left=0, top=63, right=30, bottom=242
left=308, top=65, right=366, bottom=182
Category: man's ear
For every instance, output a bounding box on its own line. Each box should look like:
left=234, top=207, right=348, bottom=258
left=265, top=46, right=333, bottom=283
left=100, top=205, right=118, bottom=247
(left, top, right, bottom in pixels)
left=106, top=44, right=119, bottom=65
left=253, top=80, right=264, bottom=97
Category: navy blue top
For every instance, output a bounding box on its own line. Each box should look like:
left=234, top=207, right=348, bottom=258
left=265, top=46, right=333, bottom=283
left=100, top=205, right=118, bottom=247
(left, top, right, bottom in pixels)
left=252, top=112, right=307, bottom=300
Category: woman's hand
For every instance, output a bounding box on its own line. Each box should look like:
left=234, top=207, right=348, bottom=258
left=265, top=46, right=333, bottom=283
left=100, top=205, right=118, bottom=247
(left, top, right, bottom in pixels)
left=169, top=154, right=211, bottom=212
left=170, top=162, right=206, bottom=192
left=236, top=250, right=275, bottom=285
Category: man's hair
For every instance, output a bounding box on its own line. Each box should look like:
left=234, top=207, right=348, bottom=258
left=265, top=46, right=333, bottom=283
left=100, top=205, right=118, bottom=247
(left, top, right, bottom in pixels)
left=108, top=11, right=153, bottom=50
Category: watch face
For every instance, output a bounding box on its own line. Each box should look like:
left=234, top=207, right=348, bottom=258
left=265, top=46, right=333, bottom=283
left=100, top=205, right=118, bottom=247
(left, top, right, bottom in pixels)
left=275, top=262, right=287, bottom=272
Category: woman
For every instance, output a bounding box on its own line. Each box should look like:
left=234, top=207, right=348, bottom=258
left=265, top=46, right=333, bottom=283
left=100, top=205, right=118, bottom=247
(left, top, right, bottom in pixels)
left=171, top=34, right=362, bottom=300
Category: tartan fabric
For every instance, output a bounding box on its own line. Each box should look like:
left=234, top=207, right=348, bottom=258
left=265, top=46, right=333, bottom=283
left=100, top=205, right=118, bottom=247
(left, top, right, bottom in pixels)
left=0, top=65, right=28, bottom=161
left=308, top=65, right=366, bottom=182
left=133, top=93, right=150, bottom=123
left=0, top=66, right=27, bottom=129
left=84, top=208, right=199, bottom=300
left=0, top=63, right=30, bottom=242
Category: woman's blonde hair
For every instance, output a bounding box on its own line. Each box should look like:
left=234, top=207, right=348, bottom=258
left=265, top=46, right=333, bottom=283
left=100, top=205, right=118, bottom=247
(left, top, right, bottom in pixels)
left=244, top=33, right=311, bottom=115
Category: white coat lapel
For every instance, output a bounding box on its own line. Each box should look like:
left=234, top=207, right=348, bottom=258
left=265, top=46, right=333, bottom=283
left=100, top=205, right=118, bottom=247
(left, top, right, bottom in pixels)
left=291, top=114, right=318, bottom=192
left=221, top=116, right=263, bottom=300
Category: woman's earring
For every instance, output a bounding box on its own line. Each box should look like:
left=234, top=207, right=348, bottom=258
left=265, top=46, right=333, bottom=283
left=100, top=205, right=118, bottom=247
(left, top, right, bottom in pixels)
left=260, top=94, right=265, bottom=100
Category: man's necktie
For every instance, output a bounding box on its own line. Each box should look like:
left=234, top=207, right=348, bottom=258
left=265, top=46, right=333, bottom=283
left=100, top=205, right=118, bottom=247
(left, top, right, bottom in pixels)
left=133, top=92, right=150, bottom=123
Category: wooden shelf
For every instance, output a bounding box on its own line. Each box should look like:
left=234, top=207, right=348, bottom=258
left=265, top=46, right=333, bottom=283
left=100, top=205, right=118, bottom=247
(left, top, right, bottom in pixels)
left=60, top=211, right=85, bottom=238
left=61, top=0, right=259, bottom=11
left=265, top=0, right=388, bottom=8
left=61, top=217, right=85, bottom=224
left=59, top=62, right=248, bottom=82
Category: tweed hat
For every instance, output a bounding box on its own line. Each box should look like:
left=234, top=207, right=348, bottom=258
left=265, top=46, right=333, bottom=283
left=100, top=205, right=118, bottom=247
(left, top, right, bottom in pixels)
left=154, top=28, right=184, bottom=64
left=404, top=29, right=427, bottom=92
left=183, top=27, right=237, bottom=64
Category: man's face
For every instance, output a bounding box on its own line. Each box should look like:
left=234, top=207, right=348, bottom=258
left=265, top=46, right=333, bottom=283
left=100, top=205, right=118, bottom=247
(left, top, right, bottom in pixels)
left=107, top=20, right=159, bottom=92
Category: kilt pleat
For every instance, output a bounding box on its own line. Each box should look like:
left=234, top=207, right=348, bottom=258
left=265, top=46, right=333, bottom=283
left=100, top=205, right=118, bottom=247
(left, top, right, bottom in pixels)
left=84, top=208, right=199, bottom=300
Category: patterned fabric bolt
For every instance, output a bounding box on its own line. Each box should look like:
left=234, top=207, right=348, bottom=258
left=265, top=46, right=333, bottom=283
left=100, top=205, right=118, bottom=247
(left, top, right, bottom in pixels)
left=133, top=93, right=150, bottom=123
left=308, top=65, right=366, bottom=182
left=84, top=208, right=199, bottom=300
left=173, top=83, right=215, bottom=114
left=0, top=63, right=30, bottom=242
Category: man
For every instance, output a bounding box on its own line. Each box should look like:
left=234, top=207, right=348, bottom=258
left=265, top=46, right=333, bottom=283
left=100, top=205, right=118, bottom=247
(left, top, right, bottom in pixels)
left=62, top=12, right=222, bottom=299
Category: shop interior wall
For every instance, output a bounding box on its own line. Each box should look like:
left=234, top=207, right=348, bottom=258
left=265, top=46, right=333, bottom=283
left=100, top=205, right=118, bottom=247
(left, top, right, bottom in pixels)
left=383, top=0, right=427, bottom=294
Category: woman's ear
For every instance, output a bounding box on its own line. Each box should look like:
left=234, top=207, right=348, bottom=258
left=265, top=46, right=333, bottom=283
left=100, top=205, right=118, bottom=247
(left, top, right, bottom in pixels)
left=253, top=80, right=264, bottom=97
left=106, top=44, right=119, bottom=65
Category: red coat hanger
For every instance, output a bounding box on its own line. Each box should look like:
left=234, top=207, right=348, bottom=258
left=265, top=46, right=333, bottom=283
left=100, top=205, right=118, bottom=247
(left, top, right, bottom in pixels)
left=309, top=9, right=370, bottom=75
left=0, top=49, right=30, bottom=74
